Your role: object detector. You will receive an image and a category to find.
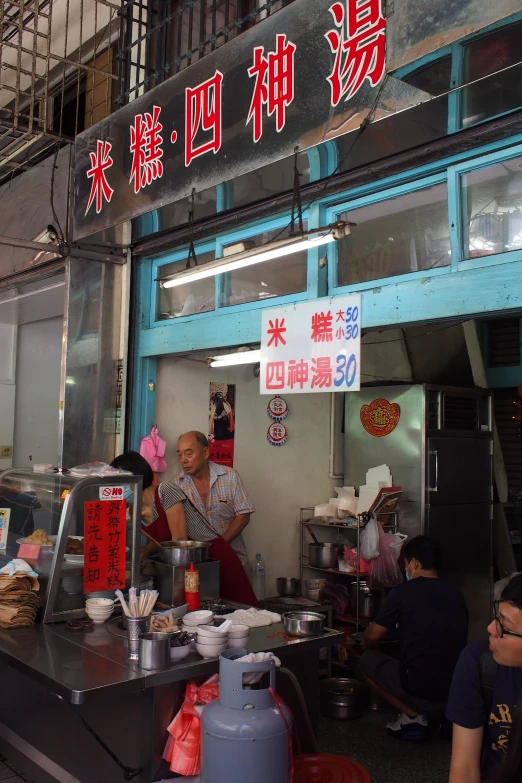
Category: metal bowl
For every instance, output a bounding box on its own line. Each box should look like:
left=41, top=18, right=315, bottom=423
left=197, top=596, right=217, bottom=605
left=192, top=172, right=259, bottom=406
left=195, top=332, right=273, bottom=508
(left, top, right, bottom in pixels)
left=158, top=540, right=212, bottom=566
left=282, top=611, right=324, bottom=637
left=276, top=577, right=300, bottom=597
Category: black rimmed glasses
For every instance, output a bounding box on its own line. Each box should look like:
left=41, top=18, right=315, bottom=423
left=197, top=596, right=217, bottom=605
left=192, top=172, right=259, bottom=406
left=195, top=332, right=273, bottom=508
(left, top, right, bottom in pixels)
left=493, top=600, right=522, bottom=639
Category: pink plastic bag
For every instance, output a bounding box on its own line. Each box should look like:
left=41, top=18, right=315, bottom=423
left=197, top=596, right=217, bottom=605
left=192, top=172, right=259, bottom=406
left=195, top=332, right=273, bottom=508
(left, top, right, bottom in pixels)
left=367, top=523, right=403, bottom=589
left=163, top=675, right=219, bottom=776
left=140, top=426, right=167, bottom=473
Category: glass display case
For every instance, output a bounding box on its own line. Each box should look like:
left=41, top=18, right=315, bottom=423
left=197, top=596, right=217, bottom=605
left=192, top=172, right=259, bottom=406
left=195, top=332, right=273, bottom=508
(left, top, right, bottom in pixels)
left=0, top=469, right=142, bottom=623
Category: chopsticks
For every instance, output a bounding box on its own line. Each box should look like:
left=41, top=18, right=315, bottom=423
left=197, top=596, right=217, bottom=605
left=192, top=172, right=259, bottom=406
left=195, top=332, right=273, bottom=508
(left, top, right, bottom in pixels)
left=116, top=587, right=159, bottom=617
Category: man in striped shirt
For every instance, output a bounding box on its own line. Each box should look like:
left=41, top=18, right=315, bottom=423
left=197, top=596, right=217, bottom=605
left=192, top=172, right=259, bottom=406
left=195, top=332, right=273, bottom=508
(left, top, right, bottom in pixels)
left=175, top=431, right=254, bottom=569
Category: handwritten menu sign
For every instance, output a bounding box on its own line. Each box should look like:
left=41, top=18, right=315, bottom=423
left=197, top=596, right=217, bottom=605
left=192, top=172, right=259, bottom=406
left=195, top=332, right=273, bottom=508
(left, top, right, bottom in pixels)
left=260, top=296, right=361, bottom=394
left=83, top=500, right=126, bottom=593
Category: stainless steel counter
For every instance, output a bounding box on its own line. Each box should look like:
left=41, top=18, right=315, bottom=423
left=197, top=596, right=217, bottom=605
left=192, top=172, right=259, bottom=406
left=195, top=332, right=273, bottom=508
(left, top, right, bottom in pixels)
left=0, top=619, right=342, bottom=783
left=0, top=619, right=341, bottom=704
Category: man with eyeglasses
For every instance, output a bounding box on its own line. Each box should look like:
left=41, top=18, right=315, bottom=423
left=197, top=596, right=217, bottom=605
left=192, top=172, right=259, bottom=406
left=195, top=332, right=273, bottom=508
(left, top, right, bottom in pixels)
left=446, top=573, right=522, bottom=783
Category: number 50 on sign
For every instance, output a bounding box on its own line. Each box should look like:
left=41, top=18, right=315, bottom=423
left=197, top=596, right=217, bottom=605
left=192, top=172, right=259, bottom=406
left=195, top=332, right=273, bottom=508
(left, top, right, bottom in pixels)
left=260, top=296, right=361, bottom=394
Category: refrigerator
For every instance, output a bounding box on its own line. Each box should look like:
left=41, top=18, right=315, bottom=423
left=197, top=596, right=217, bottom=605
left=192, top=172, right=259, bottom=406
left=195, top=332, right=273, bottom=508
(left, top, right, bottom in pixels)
left=344, top=384, right=493, bottom=640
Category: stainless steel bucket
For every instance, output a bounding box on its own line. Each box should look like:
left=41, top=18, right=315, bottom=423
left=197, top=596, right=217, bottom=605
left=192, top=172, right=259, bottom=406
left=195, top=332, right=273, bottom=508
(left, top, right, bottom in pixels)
left=319, top=678, right=368, bottom=720
left=138, top=632, right=170, bottom=670
left=350, top=581, right=384, bottom=618
left=276, top=577, right=300, bottom=597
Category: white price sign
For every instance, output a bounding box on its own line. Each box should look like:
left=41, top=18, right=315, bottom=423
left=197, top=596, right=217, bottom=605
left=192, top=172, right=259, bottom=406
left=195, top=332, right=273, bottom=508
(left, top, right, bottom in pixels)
left=0, top=508, right=11, bottom=550
left=260, top=296, right=361, bottom=394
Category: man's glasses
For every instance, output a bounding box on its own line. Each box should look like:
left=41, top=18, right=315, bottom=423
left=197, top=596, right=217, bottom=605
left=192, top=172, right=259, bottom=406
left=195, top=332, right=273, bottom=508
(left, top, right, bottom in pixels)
left=493, top=600, right=522, bottom=639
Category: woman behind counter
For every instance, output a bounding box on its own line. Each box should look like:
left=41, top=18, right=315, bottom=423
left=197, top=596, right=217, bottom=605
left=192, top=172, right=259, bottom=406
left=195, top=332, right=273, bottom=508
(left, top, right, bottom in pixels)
left=111, top=451, right=258, bottom=606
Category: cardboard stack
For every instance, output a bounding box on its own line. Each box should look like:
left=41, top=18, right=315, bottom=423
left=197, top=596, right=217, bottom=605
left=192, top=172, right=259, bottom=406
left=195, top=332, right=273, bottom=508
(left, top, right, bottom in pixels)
left=0, top=572, right=40, bottom=628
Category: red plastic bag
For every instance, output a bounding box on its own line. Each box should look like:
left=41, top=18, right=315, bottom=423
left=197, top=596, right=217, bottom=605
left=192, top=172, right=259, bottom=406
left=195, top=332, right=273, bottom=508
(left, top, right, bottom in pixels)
left=367, top=523, right=403, bottom=589
left=163, top=675, right=219, bottom=776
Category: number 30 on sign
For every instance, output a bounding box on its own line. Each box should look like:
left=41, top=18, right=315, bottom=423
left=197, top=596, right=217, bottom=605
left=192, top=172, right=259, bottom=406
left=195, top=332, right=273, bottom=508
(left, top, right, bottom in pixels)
left=260, top=296, right=361, bottom=394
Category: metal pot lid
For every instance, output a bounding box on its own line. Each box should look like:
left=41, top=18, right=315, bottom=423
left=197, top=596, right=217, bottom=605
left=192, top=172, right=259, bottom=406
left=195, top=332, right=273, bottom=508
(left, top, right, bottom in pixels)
left=294, top=753, right=371, bottom=783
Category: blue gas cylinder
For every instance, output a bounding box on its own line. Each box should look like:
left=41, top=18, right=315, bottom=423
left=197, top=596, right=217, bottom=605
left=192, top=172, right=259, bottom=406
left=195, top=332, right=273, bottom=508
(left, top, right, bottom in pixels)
left=200, top=649, right=292, bottom=783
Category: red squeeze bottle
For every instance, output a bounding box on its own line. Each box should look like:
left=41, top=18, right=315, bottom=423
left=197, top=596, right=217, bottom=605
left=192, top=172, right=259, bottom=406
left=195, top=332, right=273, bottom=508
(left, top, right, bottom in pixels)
left=185, top=563, right=200, bottom=611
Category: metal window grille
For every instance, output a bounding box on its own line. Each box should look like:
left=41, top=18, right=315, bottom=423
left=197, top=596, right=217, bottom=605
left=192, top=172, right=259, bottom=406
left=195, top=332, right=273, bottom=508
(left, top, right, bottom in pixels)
left=116, top=0, right=295, bottom=106
left=0, top=0, right=120, bottom=186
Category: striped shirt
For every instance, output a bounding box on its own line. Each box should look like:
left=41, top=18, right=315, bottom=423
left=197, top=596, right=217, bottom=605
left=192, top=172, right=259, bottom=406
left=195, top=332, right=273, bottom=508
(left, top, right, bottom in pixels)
left=151, top=482, right=217, bottom=543
left=175, top=462, right=254, bottom=566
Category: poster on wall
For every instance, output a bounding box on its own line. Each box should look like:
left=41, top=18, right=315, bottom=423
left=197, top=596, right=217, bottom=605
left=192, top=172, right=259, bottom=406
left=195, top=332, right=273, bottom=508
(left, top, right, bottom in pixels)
left=208, top=383, right=236, bottom=468
left=260, top=295, right=361, bottom=394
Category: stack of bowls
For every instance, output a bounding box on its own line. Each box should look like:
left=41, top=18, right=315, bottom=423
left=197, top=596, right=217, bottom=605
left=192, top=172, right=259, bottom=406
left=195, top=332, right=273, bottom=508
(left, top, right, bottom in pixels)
left=227, top=624, right=249, bottom=649
left=85, top=597, right=114, bottom=624
left=182, top=610, right=214, bottom=631
left=196, top=623, right=228, bottom=659
left=306, top=578, right=328, bottom=602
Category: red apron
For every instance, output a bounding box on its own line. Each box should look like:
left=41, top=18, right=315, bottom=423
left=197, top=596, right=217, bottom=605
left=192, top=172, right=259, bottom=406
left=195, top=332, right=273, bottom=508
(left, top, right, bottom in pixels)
left=153, top=490, right=259, bottom=607
left=142, top=486, right=172, bottom=543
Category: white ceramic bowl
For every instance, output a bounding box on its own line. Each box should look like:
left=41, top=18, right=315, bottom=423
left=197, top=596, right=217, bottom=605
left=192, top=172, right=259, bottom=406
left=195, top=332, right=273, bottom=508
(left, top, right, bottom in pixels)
left=227, top=637, right=248, bottom=649
left=86, top=598, right=114, bottom=608
left=196, top=642, right=226, bottom=659
left=85, top=605, right=113, bottom=616
left=197, top=624, right=228, bottom=639
left=170, top=643, right=192, bottom=662
left=228, top=624, right=249, bottom=638
left=86, top=607, right=113, bottom=624
left=183, top=610, right=214, bottom=627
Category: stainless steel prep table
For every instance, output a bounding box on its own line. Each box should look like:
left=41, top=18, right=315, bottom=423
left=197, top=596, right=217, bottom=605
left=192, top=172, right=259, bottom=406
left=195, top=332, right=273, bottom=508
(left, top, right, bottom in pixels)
left=0, top=621, right=342, bottom=783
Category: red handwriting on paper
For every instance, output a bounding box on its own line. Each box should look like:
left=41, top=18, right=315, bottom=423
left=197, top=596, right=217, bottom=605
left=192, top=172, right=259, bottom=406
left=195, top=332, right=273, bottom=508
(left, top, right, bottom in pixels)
left=84, top=500, right=126, bottom=594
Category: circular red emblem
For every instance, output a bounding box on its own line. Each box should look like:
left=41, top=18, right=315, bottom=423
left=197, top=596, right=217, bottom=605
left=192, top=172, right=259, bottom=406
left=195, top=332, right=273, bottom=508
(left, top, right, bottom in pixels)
left=267, top=422, right=288, bottom=446
left=360, top=398, right=400, bottom=437
left=267, top=395, right=289, bottom=421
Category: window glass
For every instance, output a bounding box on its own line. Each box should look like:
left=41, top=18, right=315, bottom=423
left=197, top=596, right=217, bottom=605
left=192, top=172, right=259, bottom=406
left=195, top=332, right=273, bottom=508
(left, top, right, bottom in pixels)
left=462, top=157, right=522, bottom=260
left=156, top=249, right=216, bottom=320
left=335, top=183, right=450, bottom=286
left=220, top=223, right=308, bottom=307
left=462, top=22, right=522, bottom=128
left=402, top=56, right=452, bottom=97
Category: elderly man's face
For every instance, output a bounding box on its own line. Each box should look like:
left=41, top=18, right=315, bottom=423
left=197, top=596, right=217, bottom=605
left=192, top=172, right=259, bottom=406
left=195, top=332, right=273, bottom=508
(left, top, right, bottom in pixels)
left=177, top=434, right=208, bottom=475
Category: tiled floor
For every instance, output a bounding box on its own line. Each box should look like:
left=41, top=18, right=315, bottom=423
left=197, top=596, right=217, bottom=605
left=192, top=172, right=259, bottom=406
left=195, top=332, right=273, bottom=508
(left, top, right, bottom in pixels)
left=0, top=756, right=35, bottom=783
left=318, top=710, right=452, bottom=783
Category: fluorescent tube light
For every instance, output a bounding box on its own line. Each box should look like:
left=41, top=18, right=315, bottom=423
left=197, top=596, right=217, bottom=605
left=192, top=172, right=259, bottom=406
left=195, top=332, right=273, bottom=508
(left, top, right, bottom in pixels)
left=160, top=230, right=338, bottom=290
left=210, top=350, right=261, bottom=368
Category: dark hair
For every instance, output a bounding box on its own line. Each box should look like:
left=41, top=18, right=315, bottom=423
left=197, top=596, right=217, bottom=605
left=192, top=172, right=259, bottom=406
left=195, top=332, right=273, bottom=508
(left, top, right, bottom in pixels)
left=497, top=693, right=522, bottom=783
left=403, top=535, right=442, bottom=571
left=110, top=451, right=153, bottom=489
left=500, top=573, right=522, bottom=609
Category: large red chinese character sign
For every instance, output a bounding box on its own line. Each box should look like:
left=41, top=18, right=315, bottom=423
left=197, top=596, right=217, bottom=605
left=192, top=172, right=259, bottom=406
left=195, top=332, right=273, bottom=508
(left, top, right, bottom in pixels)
left=185, top=71, right=223, bottom=166
left=325, top=0, right=386, bottom=106
left=83, top=500, right=126, bottom=594
left=247, top=34, right=296, bottom=142
left=130, top=105, right=164, bottom=194
left=85, top=140, right=114, bottom=215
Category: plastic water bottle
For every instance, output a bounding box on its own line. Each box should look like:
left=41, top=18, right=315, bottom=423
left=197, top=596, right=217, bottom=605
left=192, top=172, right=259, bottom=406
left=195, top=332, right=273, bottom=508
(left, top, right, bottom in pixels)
left=252, top=553, right=266, bottom=600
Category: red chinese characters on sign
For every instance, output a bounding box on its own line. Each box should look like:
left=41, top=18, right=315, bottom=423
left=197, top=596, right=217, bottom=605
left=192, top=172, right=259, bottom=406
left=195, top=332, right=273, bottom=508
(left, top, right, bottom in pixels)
left=267, top=318, right=287, bottom=348
left=311, top=357, right=332, bottom=388
left=185, top=71, right=224, bottom=166
left=288, top=359, right=308, bottom=390
left=360, top=398, right=400, bottom=437
left=266, top=361, right=285, bottom=390
left=311, top=311, right=333, bottom=343
left=86, top=140, right=114, bottom=215
left=83, top=500, right=126, bottom=594
left=247, top=34, right=296, bottom=143
left=130, top=105, right=164, bottom=194
left=325, top=0, right=386, bottom=107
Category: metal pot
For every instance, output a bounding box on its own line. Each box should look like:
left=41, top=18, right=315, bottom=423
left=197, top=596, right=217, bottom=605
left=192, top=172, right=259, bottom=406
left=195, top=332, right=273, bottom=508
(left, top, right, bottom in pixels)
left=309, top=542, right=339, bottom=569
left=276, top=577, right=300, bottom=597
left=283, top=611, right=324, bottom=637
left=320, top=678, right=368, bottom=720
left=157, top=540, right=211, bottom=566
left=350, top=581, right=384, bottom=618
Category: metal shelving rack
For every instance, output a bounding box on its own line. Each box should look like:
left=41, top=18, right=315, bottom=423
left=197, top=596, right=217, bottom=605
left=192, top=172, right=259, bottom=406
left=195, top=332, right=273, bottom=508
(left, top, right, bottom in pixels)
left=299, top=506, right=399, bottom=631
